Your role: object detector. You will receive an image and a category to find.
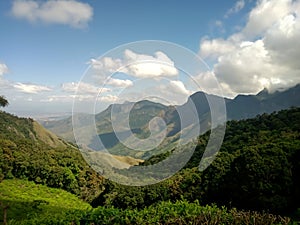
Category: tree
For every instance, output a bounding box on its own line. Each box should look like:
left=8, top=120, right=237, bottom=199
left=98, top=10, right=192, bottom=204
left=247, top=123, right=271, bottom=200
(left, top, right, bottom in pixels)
left=0, top=96, right=8, bottom=108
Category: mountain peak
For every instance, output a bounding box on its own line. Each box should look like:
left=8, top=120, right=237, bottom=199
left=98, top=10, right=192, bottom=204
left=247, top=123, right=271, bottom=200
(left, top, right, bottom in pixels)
left=256, top=87, right=269, bottom=100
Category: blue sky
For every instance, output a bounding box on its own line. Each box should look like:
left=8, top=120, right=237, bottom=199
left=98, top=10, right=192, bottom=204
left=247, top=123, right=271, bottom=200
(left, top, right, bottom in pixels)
left=0, top=0, right=299, bottom=117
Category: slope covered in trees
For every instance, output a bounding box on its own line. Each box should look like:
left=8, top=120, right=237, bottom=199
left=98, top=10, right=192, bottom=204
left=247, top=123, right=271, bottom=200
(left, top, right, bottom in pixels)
left=94, top=107, right=300, bottom=215
left=0, top=111, right=104, bottom=202
left=1, top=106, right=299, bottom=223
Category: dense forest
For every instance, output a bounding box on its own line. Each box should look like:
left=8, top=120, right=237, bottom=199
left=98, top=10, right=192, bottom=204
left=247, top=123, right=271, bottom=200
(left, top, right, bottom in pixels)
left=94, top=107, right=300, bottom=214
left=0, top=106, right=300, bottom=224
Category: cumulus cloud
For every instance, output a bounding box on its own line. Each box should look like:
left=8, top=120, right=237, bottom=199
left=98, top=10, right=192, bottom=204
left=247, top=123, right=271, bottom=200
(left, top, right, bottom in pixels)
left=199, top=0, right=300, bottom=97
left=106, top=78, right=133, bottom=87
left=264, top=13, right=300, bottom=70
left=242, top=0, right=292, bottom=38
left=11, top=0, right=93, bottom=28
left=199, top=38, right=237, bottom=59
left=214, top=40, right=284, bottom=93
left=13, top=82, right=52, bottom=94
left=89, top=49, right=178, bottom=79
left=123, top=50, right=178, bottom=78
left=89, top=57, right=123, bottom=74
left=169, top=80, right=192, bottom=95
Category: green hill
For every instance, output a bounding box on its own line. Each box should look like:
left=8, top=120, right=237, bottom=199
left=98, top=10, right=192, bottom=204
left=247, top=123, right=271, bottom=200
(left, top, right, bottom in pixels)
left=94, top=107, right=300, bottom=216
left=0, top=111, right=104, bottom=202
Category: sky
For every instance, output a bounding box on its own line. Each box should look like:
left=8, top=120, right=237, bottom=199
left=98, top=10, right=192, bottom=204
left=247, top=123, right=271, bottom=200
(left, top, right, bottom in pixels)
left=0, top=0, right=299, bottom=117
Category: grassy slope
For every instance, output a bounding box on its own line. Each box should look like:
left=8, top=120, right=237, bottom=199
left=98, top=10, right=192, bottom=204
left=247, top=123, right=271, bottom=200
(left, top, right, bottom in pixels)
left=0, top=179, right=91, bottom=224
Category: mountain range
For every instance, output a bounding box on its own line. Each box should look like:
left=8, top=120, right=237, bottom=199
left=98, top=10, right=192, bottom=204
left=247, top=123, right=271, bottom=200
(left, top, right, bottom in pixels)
left=42, top=84, right=300, bottom=159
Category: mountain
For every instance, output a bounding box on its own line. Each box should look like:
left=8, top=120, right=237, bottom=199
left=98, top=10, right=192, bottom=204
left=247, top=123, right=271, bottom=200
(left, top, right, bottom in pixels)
left=226, top=84, right=300, bottom=120
left=41, top=113, right=75, bottom=142
left=42, top=84, right=300, bottom=160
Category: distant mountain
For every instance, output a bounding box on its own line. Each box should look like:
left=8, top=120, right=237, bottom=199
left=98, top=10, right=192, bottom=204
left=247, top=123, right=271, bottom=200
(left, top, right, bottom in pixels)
left=227, top=84, right=300, bottom=120
left=42, top=84, right=300, bottom=159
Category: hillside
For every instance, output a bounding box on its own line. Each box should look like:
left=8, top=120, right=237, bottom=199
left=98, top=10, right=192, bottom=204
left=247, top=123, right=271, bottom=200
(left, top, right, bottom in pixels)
left=0, top=108, right=299, bottom=224
left=94, top=107, right=300, bottom=216
left=0, top=111, right=65, bottom=147
left=0, top=110, right=104, bottom=202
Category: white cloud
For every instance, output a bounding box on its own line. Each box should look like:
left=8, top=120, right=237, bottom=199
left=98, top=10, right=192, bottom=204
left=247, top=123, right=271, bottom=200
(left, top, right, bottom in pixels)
left=0, top=63, right=8, bottom=76
left=199, top=38, right=237, bottom=59
left=11, top=0, right=93, bottom=28
left=90, top=50, right=178, bottom=79
left=242, top=0, right=292, bottom=38
left=123, top=50, right=178, bottom=78
left=106, top=78, right=133, bottom=87
left=225, top=0, right=246, bottom=18
left=214, top=40, right=283, bottom=94
left=97, top=95, right=119, bottom=103
left=264, top=13, right=300, bottom=70
left=194, top=71, right=231, bottom=96
left=13, top=82, right=52, bottom=94
left=199, top=0, right=300, bottom=97
left=62, top=82, right=110, bottom=94
left=89, top=57, right=123, bottom=74
left=169, top=80, right=192, bottom=95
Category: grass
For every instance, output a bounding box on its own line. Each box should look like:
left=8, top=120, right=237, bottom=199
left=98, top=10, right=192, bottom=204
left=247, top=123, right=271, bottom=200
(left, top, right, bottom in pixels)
left=0, top=179, right=91, bottom=224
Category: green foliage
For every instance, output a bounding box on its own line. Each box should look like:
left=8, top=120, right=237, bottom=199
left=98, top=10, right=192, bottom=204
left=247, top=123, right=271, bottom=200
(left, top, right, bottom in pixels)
left=95, top=108, right=300, bottom=216
left=0, top=111, right=104, bottom=202
left=59, top=200, right=293, bottom=225
left=199, top=108, right=300, bottom=213
left=2, top=180, right=292, bottom=224
left=1, top=104, right=300, bottom=224
left=0, top=95, right=8, bottom=108
left=0, top=179, right=90, bottom=224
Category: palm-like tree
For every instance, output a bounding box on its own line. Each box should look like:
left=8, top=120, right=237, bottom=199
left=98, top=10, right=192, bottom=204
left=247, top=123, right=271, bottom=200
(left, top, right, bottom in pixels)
left=0, top=96, right=8, bottom=107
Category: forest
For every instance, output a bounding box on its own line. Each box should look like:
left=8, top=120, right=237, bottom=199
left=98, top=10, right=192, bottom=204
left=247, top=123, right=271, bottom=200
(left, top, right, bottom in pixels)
left=0, top=105, right=300, bottom=224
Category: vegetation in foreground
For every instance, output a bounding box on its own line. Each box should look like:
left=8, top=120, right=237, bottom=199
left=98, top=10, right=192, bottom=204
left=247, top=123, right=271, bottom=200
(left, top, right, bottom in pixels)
left=0, top=179, right=90, bottom=224
left=0, top=179, right=294, bottom=225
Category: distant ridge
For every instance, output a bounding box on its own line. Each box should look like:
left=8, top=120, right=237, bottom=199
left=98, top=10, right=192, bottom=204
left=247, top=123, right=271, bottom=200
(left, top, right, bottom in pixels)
left=42, top=84, right=300, bottom=159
